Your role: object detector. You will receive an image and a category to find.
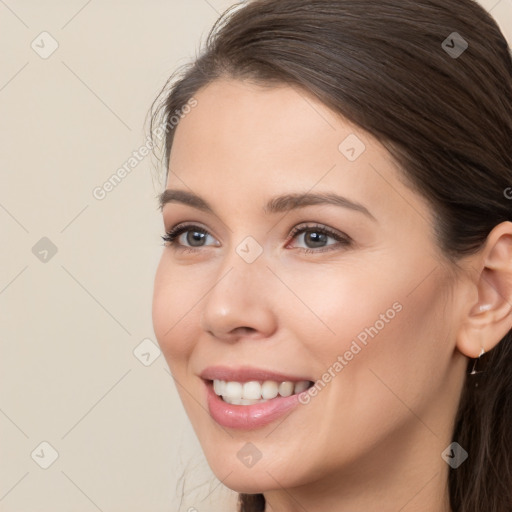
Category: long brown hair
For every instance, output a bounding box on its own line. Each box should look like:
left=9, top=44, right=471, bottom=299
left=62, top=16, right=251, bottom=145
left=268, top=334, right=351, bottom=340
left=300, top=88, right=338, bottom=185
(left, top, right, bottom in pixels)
left=149, top=1, right=512, bottom=510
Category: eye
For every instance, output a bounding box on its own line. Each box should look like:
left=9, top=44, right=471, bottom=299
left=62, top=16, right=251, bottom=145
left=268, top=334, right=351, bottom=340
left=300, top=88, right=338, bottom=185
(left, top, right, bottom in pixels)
left=286, top=223, right=352, bottom=254
left=161, top=222, right=352, bottom=254
left=161, top=223, right=219, bottom=253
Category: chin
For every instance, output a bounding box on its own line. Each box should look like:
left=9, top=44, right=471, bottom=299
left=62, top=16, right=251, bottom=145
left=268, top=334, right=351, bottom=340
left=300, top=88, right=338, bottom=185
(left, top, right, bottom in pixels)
left=202, top=446, right=312, bottom=494
left=213, top=471, right=276, bottom=494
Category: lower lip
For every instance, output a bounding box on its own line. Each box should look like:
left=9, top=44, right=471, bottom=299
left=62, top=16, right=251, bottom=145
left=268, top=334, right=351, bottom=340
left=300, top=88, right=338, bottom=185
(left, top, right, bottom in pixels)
left=204, top=380, right=303, bottom=430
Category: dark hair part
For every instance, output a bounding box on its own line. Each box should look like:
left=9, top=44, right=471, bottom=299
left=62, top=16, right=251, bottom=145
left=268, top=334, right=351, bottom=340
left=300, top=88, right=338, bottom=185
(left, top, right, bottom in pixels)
left=149, top=1, right=512, bottom=510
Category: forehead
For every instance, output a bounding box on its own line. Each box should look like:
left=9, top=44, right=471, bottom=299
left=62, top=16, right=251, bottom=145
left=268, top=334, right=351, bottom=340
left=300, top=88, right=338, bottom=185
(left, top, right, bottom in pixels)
left=171, top=78, right=340, bottom=158
left=167, top=78, right=434, bottom=233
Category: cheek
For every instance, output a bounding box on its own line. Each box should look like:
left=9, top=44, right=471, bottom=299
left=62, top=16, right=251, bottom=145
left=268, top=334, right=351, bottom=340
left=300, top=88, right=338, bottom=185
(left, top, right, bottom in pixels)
left=275, top=262, right=406, bottom=366
left=152, top=255, right=201, bottom=367
left=311, top=267, right=449, bottom=432
left=288, top=257, right=445, bottom=360
left=285, top=260, right=449, bottom=419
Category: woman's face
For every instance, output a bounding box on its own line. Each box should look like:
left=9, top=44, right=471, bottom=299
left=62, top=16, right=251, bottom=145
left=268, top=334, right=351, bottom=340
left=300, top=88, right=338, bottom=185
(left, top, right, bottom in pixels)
left=152, top=78, right=467, bottom=494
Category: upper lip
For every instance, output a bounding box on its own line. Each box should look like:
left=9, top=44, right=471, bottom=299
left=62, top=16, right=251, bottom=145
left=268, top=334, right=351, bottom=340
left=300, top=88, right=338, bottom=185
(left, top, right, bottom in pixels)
left=199, top=365, right=313, bottom=383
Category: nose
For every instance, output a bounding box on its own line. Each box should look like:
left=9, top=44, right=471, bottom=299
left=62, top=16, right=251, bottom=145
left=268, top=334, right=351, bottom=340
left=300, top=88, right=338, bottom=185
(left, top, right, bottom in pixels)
left=199, top=247, right=278, bottom=342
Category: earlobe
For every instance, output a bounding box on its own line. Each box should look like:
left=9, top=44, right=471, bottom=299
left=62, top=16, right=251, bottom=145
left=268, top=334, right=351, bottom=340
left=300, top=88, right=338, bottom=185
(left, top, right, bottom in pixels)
left=455, top=222, right=512, bottom=359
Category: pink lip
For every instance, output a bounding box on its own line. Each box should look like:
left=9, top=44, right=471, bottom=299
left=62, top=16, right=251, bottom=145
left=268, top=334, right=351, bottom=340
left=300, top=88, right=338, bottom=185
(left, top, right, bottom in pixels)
left=199, top=365, right=311, bottom=383
left=199, top=366, right=313, bottom=429
left=204, top=380, right=304, bottom=430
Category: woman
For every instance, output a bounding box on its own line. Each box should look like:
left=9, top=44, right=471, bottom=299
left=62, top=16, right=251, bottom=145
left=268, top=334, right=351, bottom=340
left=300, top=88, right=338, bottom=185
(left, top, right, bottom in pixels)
left=149, top=0, right=512, bottom=510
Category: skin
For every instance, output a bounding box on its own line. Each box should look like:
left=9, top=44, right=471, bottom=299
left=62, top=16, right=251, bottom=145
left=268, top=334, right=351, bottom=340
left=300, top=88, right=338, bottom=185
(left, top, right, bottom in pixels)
left=152, top=78, right=512, bottom=512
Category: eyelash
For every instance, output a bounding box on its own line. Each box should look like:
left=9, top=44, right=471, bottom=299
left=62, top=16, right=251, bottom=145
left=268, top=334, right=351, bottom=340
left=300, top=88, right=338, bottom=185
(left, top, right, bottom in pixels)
left=161, top=223, right=352, bottom=255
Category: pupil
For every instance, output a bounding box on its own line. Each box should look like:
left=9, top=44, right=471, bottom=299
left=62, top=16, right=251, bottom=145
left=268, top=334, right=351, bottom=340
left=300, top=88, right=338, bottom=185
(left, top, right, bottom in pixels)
left=187, top=231, right=205, bottom=246
left=306, top=231, right=327, bottom=248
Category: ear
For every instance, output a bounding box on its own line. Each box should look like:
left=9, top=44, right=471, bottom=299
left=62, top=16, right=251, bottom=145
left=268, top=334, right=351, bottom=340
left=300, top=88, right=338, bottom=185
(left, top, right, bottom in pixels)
left=456, top=221, right=512, bottom=359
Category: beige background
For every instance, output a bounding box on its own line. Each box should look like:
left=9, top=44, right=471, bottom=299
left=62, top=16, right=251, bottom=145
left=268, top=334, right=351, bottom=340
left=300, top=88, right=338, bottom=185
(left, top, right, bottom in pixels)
left=1, top=1, right=511, bottom=511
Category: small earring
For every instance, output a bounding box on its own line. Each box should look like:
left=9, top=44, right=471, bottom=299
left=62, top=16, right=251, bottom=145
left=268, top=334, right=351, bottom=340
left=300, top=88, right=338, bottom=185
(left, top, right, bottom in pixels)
left=469, top=347, right=485, bottom=376
left=478, top=304, right=492, bottom=312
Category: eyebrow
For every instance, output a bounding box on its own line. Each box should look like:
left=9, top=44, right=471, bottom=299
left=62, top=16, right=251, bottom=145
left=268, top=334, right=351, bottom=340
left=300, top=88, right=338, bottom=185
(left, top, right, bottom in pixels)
left=159, top=189, right=377, bottom=222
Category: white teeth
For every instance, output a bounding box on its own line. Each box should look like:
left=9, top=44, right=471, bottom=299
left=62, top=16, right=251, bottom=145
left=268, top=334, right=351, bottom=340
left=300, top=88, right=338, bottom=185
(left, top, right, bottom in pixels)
left=213, top=379, right=224, bottom=396
left=278, top=381, right=294, bottom=397
left=242, top=381, right=262, bottom=400
left=224, top=381, right=243, bottom=399
left=261, top=380, right=279, bottom=399
left=213, top=379, right=311, bottom=404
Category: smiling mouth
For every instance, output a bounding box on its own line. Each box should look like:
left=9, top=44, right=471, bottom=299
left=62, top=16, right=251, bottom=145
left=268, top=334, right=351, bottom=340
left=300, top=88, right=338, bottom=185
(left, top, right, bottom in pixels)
left=210, top=379, right=315, bottom=405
